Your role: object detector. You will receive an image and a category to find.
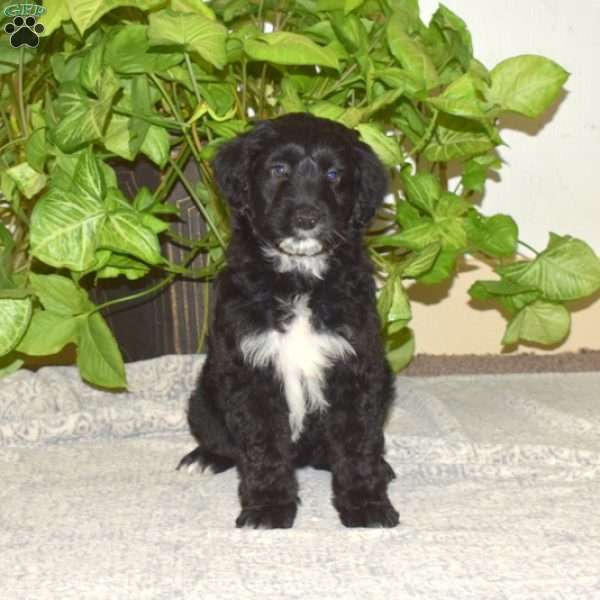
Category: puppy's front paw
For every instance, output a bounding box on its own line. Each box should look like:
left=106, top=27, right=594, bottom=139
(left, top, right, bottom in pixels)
left=337, top=499, right=399, bottom=528
left=236, top=503, right=297, bottom=529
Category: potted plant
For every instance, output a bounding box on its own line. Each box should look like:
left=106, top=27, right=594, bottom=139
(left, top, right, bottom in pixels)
left=1, top=0, right=599, bottom=389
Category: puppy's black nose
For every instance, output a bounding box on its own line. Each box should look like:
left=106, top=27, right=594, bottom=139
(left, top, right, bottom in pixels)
left=292, top=208, right=321, bottom=230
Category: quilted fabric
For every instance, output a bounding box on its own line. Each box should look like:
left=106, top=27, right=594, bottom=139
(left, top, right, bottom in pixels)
left=1, top=356, right=599, bottom=599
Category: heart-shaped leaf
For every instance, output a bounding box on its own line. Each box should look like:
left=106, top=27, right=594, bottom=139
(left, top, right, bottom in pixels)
left=502, top=301, right=570, bottom=346
left=0, top=298, right=32, bottom=355
left=498, top=235, right=600, bottom=301
left=77, top=312, right=127, bottom=389
left=244, top=32, right=339, bottom=69
left=490, top=55, right=569, bottom=118
left=148, top=9, right=227, bottom=69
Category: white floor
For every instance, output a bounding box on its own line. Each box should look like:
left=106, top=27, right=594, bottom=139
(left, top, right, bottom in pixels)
left=1, top=357, right=599, bottom=599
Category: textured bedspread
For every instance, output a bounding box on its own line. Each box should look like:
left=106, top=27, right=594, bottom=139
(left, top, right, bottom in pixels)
left=1, top=355, right=599, bottom=599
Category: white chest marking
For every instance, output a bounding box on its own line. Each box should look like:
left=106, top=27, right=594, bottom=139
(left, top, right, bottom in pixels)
left=262, top=245, right=329, bottom=279
left=240, top=295, right=355, bottom=441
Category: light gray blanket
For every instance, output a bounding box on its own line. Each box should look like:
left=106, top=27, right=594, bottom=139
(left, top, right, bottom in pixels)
left=1, top=355, right=599, bottom=599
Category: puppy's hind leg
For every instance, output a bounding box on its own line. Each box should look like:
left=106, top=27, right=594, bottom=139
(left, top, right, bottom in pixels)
left=176, top=446, right=235, bottom=474
left=179, top=369, right=237, bottom=474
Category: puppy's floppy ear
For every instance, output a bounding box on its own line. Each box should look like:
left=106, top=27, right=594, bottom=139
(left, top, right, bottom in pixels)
left=211, top=121, right=274, bottom=212
left=352, top=141, right=389, bottom=228
left=211, top=134, right=252, bottom=213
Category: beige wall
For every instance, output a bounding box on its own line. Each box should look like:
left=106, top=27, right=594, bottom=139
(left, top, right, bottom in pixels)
left=408, top=257, right=600, bottom=355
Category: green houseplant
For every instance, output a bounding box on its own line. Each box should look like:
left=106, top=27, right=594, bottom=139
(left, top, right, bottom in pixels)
left=1, top=0, right=599, bottom=389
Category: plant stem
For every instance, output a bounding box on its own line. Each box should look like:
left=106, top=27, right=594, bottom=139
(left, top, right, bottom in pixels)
left=0, top=137, right=26, bottom=155
left=191, top=120, right=204, bottom=151
left=319, top=26, right=386, bottom=100
left=184, top=52, right=202, bottom=106
left=518, top=240, right=540, bottom=256
left=278, top=9, right=293, bottom=31
left=152, top=144, right=191, bottom=203
left=368, top=248, right=391, bottom=271
left=23, top=66, right=51, bottom=100
left=17, top=47, right=28, bottom=137
left=257, top=63, right=268, bottom=119
left=91, top=244, right=210, bottom=316
left=241, top=59, right=248, bottom=118
left=150, top=72, right=227, bottom=246
left=112, top=106, right=182, bottom=131
left=151, top=74, right=178, bottom=117
left=407, top=108, right=439, bottom=159
left=149, top=73, right=206, bottom=170
left=376, top=0, right=391, bottom=16
left=0, top=287, right=33, bottom=298
left=10, top=200, right=30, bottom=227
left=1, top=108, right=14, bottom=143
left=153, top=75, right=230, bottom=246
left=314, top=76, right=331, bottom=101
left=198, top=159, right=230, bottom=226
left=168, top=155, right=227, bottom=250
left=165, top=229, right=206, bottom=248
left=196, top=255, right=211, bottom=352
left=92, top=272, right=175, bottom=315
left=152, top=75, right=228, bottom=244
left=439, top=162, right=448, bottom=191
left=320, top=63, right=358, bottom=100
left=163, top=257, right=223, bottom=278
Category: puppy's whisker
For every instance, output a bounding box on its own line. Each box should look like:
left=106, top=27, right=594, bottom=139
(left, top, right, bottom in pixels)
left=330, top=229, right=349, bottom=247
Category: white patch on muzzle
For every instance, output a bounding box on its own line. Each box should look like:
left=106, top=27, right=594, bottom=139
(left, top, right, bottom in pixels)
left=240, top=295, right=356, bottom=441
left=279, top=237, right=323, bottom=256
left=262, top=245, right=328, bottom=279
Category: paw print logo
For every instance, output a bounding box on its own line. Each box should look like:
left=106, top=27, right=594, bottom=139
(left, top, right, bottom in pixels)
left=4, top=15, right=44, bottom=48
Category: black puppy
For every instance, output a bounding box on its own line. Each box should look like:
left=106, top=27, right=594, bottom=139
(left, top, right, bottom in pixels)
left=178, top=113, right=399, bottom=529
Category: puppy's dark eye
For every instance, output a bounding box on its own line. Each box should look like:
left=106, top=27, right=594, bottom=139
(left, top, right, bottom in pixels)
left=326, top=168, right=339, bottom=182
left=271, top=164, right=288, bottom=177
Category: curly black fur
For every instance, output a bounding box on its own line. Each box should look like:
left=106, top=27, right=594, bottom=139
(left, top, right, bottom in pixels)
left=179, top=113, right=399, bottom=529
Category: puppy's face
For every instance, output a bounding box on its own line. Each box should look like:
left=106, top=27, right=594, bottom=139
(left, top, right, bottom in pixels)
left=213, top=113, right=388, bottom=258
left=250, top=134, right=356, bottom=256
